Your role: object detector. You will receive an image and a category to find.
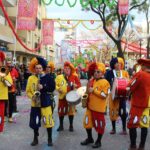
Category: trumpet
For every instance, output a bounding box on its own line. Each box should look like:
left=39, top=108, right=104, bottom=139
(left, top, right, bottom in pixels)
left=32, top=74, right=41, bottom=107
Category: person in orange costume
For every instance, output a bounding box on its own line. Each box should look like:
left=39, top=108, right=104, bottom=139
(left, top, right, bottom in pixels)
left=127, top=59, right=150, bottom=150
left=81, top=62, right=110, bottom=148
left=57, top=61, right=81, bottom=132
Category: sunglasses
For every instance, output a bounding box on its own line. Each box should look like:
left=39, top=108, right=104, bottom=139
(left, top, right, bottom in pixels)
left=47, top=66, right=51, bottom=68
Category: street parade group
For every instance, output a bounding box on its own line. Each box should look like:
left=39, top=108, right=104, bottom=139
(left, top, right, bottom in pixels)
left=0, top=50, right=150, bottom=150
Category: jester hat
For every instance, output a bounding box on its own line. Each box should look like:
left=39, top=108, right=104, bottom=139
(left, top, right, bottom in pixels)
left=29, top=57, right=47, bottom=73
left=47, top=61, right=55, bottom=72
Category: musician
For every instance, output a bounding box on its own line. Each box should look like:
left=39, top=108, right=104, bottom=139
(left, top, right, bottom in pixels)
left=127, top=59, right=150, bottom=150
left=0, top=51, right=13, bottom=132
left=81, top=62, right=110, bottom=148
left=26, top=57, right=55, bottom=146
left=105, top=57, right=129, bottom=134
left=46, top=61, right=56, bottom=79
left=56, top=61, right=81, bottom=132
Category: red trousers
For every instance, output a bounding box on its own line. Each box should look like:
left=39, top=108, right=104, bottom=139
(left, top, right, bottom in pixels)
left=0, top=101, right=5, bottom=132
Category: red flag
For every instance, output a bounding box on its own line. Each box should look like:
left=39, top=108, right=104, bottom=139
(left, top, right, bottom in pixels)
left=17, top=0, right=38, bottom=30
left=118, top=0, right=129, bottom=15
left=42, top=20, right=54, bottom=45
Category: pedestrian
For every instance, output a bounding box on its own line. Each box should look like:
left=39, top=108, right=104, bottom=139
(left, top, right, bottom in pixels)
left=26, top=57, right=55, bottom=146
left=127, top=58, right=150, bottom=150
left=81, top=62, right=110, bottom=148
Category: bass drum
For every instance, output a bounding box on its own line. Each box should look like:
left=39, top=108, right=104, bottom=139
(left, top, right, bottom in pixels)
left=112, top=78, right=128, bottom=100
left=66, top=90, right=81, bottom=105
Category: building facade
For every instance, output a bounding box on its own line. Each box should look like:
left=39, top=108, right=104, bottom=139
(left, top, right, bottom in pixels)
left=0, top=0, right=48, bottom=65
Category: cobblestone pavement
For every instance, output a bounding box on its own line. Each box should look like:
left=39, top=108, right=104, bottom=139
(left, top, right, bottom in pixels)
left=0, top=80, right=149, bottom=150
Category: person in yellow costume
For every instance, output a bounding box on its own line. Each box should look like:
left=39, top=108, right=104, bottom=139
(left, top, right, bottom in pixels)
left=105, top=57, right=129, bottom=135
left=26, top=57, right=55, bottom=147
left=0, top=51, right=13, bottom=132
left=81, top=62, right=110, bottom=148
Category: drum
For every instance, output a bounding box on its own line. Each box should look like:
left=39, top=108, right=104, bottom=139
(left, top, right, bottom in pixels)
left=111, top=78, right=128, bottom=100
left=66, top=90, right=81, bottom=105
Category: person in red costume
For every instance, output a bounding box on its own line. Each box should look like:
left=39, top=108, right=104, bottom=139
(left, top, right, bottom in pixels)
left=57, top=61, right=81, bottom=132
left=127, top=59, right=150, bottom=150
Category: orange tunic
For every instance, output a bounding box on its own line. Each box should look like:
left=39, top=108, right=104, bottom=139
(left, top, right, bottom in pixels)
left=88, top=79, right=110, bottom=113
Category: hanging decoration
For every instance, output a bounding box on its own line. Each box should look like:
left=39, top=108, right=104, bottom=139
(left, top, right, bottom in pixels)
left=42, top=0, right=53, bottom=5
left=46, top=19, right=102, bottom=30
left=118, top=0, right=129, bottom=15
left=67, top=0, right=77, bottom=7
left=0, top=0, right=41, bottom=52
left=55, top=0, right=65, bottom=6
left=17, top=0, right=38, bottom=30
left=42, top=19, right=54, bottom=45
left=42, top=0, right=116, bottom=8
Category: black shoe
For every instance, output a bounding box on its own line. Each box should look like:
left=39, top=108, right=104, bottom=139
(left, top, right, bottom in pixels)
left=48, top=139, right=53, bottom=146
left=57, top=126, right=64, bottom=132
left=30, top=137, right=38, bottom=146
left=92, top=142, right=101, bottom=148
left=81, top=138, right=94, bottom=145
left=69, top=126, right=74, bottom=132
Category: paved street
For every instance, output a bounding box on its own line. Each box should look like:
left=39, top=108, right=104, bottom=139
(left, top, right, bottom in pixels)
left=0, top=90, right=150, bottom=150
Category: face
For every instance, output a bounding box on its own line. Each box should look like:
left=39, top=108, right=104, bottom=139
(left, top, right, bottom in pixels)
left=64, top=66, right=71, bottom=76
left=94, top=69, right=103, bottom=79
left=114, top=63, right=121, bottom=70
left=35, top=64, right=43, bottom=74
left=46, top=66, right=52, bottom=73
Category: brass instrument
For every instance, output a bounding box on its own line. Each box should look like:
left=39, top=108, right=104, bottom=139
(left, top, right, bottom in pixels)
left=81, top=93, right=88, bottom=108
left=0, top=67, right=11, bottom=87
left=32, top=74, right=41, bottom=107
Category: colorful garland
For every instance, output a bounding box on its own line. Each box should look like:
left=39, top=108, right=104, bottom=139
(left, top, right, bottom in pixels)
left=42, top=0, right=53, bottom=5
left=67, top=0, right=77, bottom=8
left=55, top=0, right=65, bottom=6
left=42, top=0, right=116, bottom=8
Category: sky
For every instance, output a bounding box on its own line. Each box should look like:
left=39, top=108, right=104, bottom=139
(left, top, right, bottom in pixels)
left=46, top=1, right=147, bottom=23
left=46, top=0, right=149, bottom=44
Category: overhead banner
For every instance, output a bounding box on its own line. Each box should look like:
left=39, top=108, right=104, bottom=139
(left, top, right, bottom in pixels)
left=17, top=0, right=38, bottom=30
left=118, top=0, right=129, bottom=15
left=42, top=19, right=54, bottom=45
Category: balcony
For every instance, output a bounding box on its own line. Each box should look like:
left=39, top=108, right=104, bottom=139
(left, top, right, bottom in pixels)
left=7, top=7, right=17, bottom=21
left=2, top=0, right=16, bottom=7
left=0, top=24, right=14, bottom=44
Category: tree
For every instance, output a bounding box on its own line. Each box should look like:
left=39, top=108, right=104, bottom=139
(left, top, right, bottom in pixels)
left=138, top=1, right=150, bottom=58
left=82, top=0, right=147, bottom=58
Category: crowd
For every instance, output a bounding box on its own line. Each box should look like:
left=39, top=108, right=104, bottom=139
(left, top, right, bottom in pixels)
left=0, top=50, right=150, bottom=150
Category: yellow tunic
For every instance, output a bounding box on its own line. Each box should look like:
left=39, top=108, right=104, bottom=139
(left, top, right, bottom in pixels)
left=88, top=79, right=110, bottom=113
left=0, top=73, right=13, bottom=100
left=26, top=75, right=39, bottom=107
left=55, top=75, right=67, bottom=100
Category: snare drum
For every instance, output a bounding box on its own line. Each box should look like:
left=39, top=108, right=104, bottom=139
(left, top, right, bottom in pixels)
left=112, top=78, right=128, bottom=100
left=66, top=90, right=81, bottom=105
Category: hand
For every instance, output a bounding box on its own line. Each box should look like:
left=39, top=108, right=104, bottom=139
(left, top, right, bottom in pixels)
left=88, top=87, right=94, bottom=93
left=58, top=88, right=63, bottom=94
left=73, top=83, right=78, bottom=89
left=37, top=84, right=43, bottom=90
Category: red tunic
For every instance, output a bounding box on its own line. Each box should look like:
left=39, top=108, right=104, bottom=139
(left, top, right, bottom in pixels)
left=127, top=70, right=150, bottom=128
